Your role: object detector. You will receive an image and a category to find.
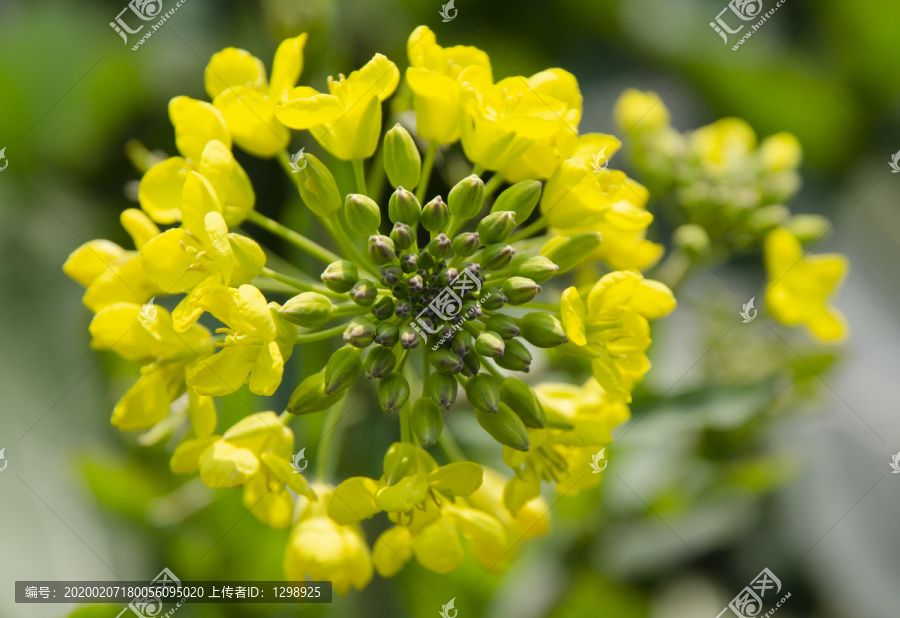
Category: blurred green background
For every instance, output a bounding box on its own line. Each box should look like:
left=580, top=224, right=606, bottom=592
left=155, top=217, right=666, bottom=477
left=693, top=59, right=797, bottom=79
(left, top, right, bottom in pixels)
left=1, top=0, right=899, bottom=616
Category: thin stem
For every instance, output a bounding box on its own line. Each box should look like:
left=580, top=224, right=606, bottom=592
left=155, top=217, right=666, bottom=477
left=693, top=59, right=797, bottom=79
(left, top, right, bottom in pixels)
left=261, top=267, right=345, bottom=298
left=472, top=163, right=485, bottom=176
left=321, top=212, right=381, bottom=279
left=332, top=304, right=369, bottom=318
left=438, top=430, right=466, bottom=463
left=416, top=141, right=439, bottom=203
left=481, top=358, right=505, bottom=380
left=352, top=159, right=368, bottom=197
left=316, top=397, right=348, bottom=479
left=509, top=215, right=549, bottom=244
left=399, top=402, right=412, bottom=443
left=484, top=173, right=506, bottom=201
left=295, top=323, right=347, bottom=344
left=245, top=210, right=340, bottom=265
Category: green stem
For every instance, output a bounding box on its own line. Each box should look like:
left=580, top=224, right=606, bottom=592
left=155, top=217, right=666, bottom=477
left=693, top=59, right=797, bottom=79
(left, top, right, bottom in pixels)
left=352, top=159, right=368, bottom=197
left=367, top=144, right=387, bottom=202
left=295, top=323, right=347, bottom=344
left=416, top=141, right=439, bottom=203
left=261, top=267, right=345, bottom=298
left=509, top=215, right=549, bottom=244
left=321, top=212, right=381, bottom=279
left=399, top=402, right=412, bottom=443
left=472, top=163, right=485, bottom=176
left=332, top=304, right=369, bottom=318
left=246, top=210, right=341, bottom=265
left=316, top=397, right=348, bottom=479
left=484, top=173, right=505, bottom=200
left=438, top=430, right=466, bottom=463
left=481, top=358, right=505, bottom=380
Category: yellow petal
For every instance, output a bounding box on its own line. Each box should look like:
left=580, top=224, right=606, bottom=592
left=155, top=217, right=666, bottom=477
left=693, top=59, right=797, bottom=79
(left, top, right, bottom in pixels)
left=187, top=345, right=258, bottom=396
left=344, top=53, right=400, bottom=103
left=63, top=240, right=126, bottom=287
left=249, top=340, right=284, bottom=396
left=89, top=303, right=151, bottom=360
left=274, top=88, right=342, bottom=129
left=560, top=287, right=587, bottom=346
left=199, top=440, right=259, bottom=488
left=269, top=34, right=309, bottom=96
left=120, top=208, right=161, bottom=249
left=243, top=474, right=294, bottom=528
left=204, top=47, right=267, bottom=100
left=138, top=157, right=188, bottom=224
left=197, top=140, right=255, bottom=227
left=111, top=365, right=182, bottom=431
left=630, top=279, right=677, bottom=319
left=411, top=517, right=463, bottom=574
left=169, top=96, right=230, bottom=162
left=213, top=86, right=289, bottom=158
left=188, top=387, right=217, bottom=437
left=372, top=526, right=413, bottom=577
left=328, top=477, right=383, bottom=525
left=428, top=462, right=483, bottom=497
left=170, top=435, right=220, bottom=474
left=228, top=234, right=266, bottom=285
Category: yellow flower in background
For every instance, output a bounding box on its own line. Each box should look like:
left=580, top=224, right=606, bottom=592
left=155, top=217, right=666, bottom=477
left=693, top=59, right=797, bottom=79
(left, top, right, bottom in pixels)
left=276, top=54, right=400, bottom=160
left=560, top=271, right=675, bottom=401
left=759, top=132, right=802, bottom=172
left=138, top=97, right=255, bottom=227
left=689, top=117, right=757, bottom=175
left=204, top=35, right=308, bottom=158
left=285, top=483, right=372, bottom=595
left=765, top=228, right=848, bottom=342
left=185, top=284, right=297, bottom=397
left=64, top=209, right=162, bottom=313
left=406, top=25, right=491, bottom=144
left=613, top=88, right=670, bottom=135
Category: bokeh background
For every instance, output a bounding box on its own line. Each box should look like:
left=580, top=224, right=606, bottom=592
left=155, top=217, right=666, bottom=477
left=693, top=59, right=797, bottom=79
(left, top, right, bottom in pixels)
left=1, top=0, right=899, bottom=616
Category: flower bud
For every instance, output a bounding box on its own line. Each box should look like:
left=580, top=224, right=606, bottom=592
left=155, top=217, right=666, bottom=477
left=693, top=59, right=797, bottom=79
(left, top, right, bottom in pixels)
left=371, top=295, right=396, bottom=321
left=400, top=324, right=421, bottom=349
left=673, top=224, right=710, bottom=254
left=485, top=314, right=520, bottom=339
left=364, top=346, right=397, bottom=379
left=460, top=350, right=481, bottom=377
left=427, top=233, right=452, bottom=260
left=400, top=252, right=419, bottom=273
left=421, top=196, right=450, bottom=232
left=411, top=398, right=443, bottom=447
left=388, top=186, right=423, bottom=226
left=747, top=205, right=790, bottom=234
left=384, top=124, right=422, bottom=190
left=495, top=338, right=532, bottom=372
left=368, top=235, right=396, bottom=264
left=451, top=331, right=474, bottom=358
left=427, top=372, right=458, bottom=409
left=392, top=281, right=410, bottom=300
left=491, top=179, right=542, bottom=223
left=281, top=292, right=334, bottom=327
left=452, top=232, right=480, bottom=257
left=499, top=377, right=545, bottom=428
left=418, top=251, right=436, bottom=270
left=324, top=347, right=362, bottom=394
left=519, top=312, right=567, bottom=348
left=374, top=322, right=400, bottom=348
left=465, top=373, right=500, bottom=414
left=502, top=277, right=541, bottom=305
left=321, top=260, right=359, bottom=293
left=380, top=265, right=403, bottom=286
left=394, top=300, right=412, bottom=319
left=295, top=153, right=342, bottom=217
left=378, top=374, right=410, bottom=415
left=509, top=253, right=559, bottom=283
left=784, top=214, right=831, bottom=244
left=408, top=274, right=424, bottom=291
left=477, top=211, right=516, bottom=244
left=343, top=316, right=376, bottom=348
left=389, top=222, right=415, bottom=251
left=475, top=331, right=505, bottom=358
left=482, top=243, right=516, bottom=270
left=462, top=299, right=483, bottom=319
left=448, top=174, right=485, bottom=220
left=539, top=232, right=602, bottom=274
left=475, top=402, right=530, bottom=451
left=349, top=279, right=378, bottom=307
left=480, top=287, right=507, bottom=310
left=430, top=348, right=464, bottom=375
left=439, top=267, right=459, bottom=286
left=288, top=371, right=345, bottom=414
left=383, top=442, right=418, bottom=485
left=344, top=194, right=382, bottom=236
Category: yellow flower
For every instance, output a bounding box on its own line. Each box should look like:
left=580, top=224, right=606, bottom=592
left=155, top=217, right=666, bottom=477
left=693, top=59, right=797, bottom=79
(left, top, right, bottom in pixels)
left=88, top=302, right=213, bottom=431
left=759, top=132, right=802, bottom=172
left=138, top=97, right=255, bottom=226
left=139, top=172, right=265, bottom=330
left=285, top=483, right=373, bottom=595
left=613, top=88, right=670, bottom=135
left=171, top=412, right=315, bottom=528
left=64, top=209, right=162, bottom=313
left=688, top=117, right=757, bottom=175
left=560, top=271, right=676, bottom=401
left=205, top=35, right=308, bottom=158
left=541, top=161, right=664, bottom=271
left=764, top=228, right=848, bottom=342
left=185, top=284, right=297, bottom=397
left=405, top=25, right=491, bottom=144
left=275, top=54, right=400, bottom=160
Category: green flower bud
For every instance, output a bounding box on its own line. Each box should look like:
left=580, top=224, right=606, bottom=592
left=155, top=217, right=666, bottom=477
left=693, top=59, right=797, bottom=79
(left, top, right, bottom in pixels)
left=491, top=179, right=542, bottom=223
left=509, top=253, right=559, bottom=283
left=480, top=287, right=507, bottom=310
left=502, top=277, right=541, bottom=305
left=427, top=372, right=458, bottom=409
left=324, top=347, right=362, bottom=395
left=294, top=153, right=342, bottom=217
left=451, top=331, right=474, bottom=358
left=448, top=174, right=485, bottom=220
left=288, top=371, right=345, bottom=415
left=371, top=295, right=396, bottom=321
left=427, top=233, right=452, bottom=260
left=344, top=194, right=382, bottom=236
left=384, top=124, right=422, bottom=190
left=483, top=243, right=516, bottom=270
left=349, top=279, right=378, bottom=307
left=475, top=402, right=530, bottom=451
left=380, top=265, right=403, bottom=286
left=280, top=292, right=334, bottom=328
left=475, top=331, right=505, bottom=358
left=539, top=232, right=602, bottom=274
left=460, top=350, right=481, bottom=377
left=485, top=314, right=520, bottom=339
left=499, top=377, right=546, bottom=428
left=368, top=235, right=396, bottom=264
left=784, top=214, right=831, bottom=244
left=673, top=224, right=710, bottom=254
left=747, top=205, right=790, bottom=234
left=411, top=398, right=444, bottom=447
left=321, top=260, right=359, bottom=293
left=378, top=373, right=410, bottom=415
left=418, top=250, right=436, bottom=270
left=452, top=232, right=480, bottom=257
left=400, top=252, right=419, bottom=273
left=390, top=222, right=415, bottom=251
left=519, top=312, right=568, bottom=348
left=465, top=373, right=500, bottom=414
left=374, top=322, right=400, bottom=347
left=383, top=442, right=418, bottom=485
left=495, top=338, right=532, bottom=372
left=364, top=346, right=397, bottom=379
left=343, top=316, right=376, bottom=348
left=430, top=348, right=464, bottom=375
left=421, top=196, right=450, bottom=232
left=477, top=211, right=517, bottom=244
left=392, top=281, right=410, bottom=300
left=400, top=324, right=421, bottom=349
left=388, top=186, right=422, bottom=227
